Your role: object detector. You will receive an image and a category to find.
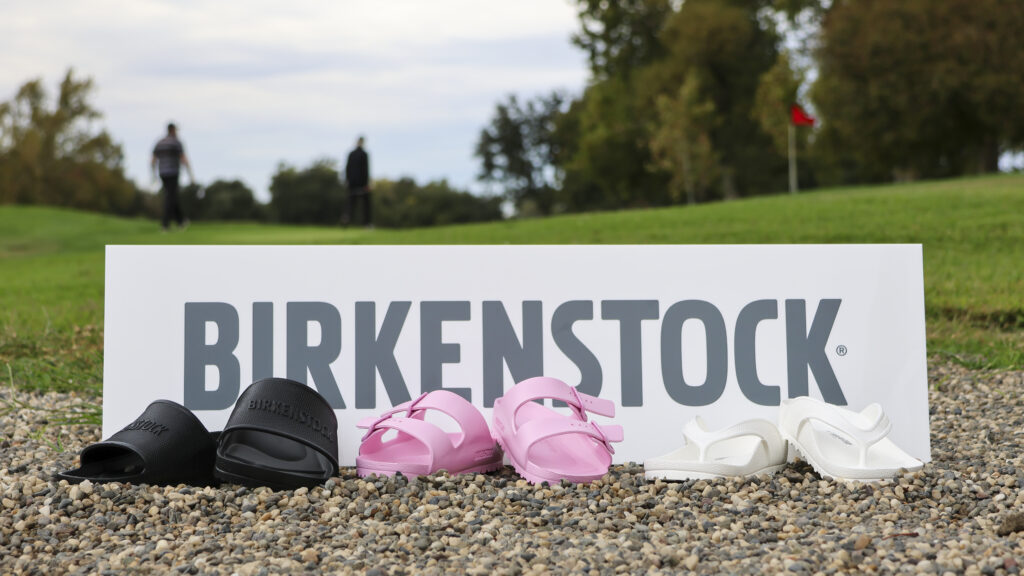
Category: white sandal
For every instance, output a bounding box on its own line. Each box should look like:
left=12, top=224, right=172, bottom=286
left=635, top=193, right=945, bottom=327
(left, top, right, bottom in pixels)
left=779, top=396, right=922, bottom=482
left=644, top=417, right=787, bottom=481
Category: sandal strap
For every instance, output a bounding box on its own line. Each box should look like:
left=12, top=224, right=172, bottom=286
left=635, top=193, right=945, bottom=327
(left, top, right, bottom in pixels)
left=790, top=398, right=892, bottom=467
left=359, top=417, right=453, bottom=466
left=356, top=392, right=430, bottom=434
left=502, top=377, right=616, bottom=423
left=223, top=378, right=339, bottom=468
left=404, top=390, right=490, bottom=447
left=511, top=417, right=623, bottom=463
left=77, top=400, right=217, bottom=481
left=682, top=417, right=785, bottom=463
left=357, top=390, right=489, bottom=448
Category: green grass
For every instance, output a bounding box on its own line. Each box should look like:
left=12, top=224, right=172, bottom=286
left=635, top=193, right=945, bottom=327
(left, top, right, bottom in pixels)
left=1, top=173, right=1022, bottom=397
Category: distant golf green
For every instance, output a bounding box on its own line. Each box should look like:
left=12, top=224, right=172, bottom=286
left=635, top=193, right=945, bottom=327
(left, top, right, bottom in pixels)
left=1, top=173, right=1021, bottom=396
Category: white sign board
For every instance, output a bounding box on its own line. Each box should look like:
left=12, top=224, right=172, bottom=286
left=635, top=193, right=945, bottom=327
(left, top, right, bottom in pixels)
left=104, top=245, right=929, bottom=465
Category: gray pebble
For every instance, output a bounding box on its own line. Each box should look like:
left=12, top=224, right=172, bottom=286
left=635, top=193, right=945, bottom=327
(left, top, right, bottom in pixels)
left=1, top=359, right=1022, bottom=574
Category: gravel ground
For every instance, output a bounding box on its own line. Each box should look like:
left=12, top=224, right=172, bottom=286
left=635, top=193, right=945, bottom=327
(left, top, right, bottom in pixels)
left=2, top=360, right=1023, bottom=575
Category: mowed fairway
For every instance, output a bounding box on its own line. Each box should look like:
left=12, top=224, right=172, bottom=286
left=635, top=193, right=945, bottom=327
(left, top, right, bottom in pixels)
left=1, top=174, right=1021, bottom=396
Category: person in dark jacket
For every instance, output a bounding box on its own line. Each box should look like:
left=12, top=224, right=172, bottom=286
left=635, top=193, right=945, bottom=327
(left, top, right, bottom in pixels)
left=151, top=123, right=194, bottom=231
left=344, top=136, right=371, bottom=227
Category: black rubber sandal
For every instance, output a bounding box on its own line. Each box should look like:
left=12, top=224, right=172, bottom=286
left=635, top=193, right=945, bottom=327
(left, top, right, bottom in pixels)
left=56, top=400, right=219, bottom=486
left=214, top=378, right=339, bottom=490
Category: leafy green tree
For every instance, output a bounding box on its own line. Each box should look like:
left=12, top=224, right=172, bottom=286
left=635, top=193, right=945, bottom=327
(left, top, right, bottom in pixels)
left=650, top=70, right=719, bottom=205
left=555, top=0, right=676, bottom=211
left=481, top=0, right=810, bottom=212
left=0, top=69, right=138, bottom=213
left=751, top=51, right=805, bottom=156
left=812, top=0, right=1024, bottom=181
left=475, top=93, right=567, bottom=215
left=558, top=76, right=670, bottom=211
left=751, top=50, right=817, bottom=187
left=268, top=159, right=345, bottom=225
left=478, top=1, right=678, bottom=215
left=552, top=0, right=788, bottom=210
left=644, top=0, right=786, bottom=199
left=571, top=0, right=674, bottom=81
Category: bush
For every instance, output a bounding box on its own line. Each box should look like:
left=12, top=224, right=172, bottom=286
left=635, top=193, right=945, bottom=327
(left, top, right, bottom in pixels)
left=181, top=179, right=265, bottom=221
left=268, top=159, right=345, bottom=225
left=373, top=178, right=503, bottom=228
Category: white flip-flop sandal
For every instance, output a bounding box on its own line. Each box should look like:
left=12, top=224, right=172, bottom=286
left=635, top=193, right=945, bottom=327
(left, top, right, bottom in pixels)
left=644, top=417, right=787, bottom=481
left=779, top=396, right=923, bottom=482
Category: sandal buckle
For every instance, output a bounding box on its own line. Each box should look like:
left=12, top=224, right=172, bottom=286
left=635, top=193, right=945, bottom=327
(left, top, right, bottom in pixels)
left=360, top=413, right=391, bottom=442
left=592, top=422, right=615, bottom=455
left=361, top=392, right=429, bottom=441
left=569, top=386, right=588, bottom=421
left=406, top=392, right=429, bottom=415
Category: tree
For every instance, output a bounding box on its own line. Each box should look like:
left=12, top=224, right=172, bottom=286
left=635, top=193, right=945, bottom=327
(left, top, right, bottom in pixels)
left=571, top=0, right=675, bottom=81
left=0, top=69, right=138, bottom=213
left=650, top=70, right=719, bottom=205
left=475, top=92, right=567, bottom=215
left=268, top=159, right=345, bottom=225
left=550, top=0, right=789, bottom=210
left=750, top=50, right=818, bottom=187
left=645, top=0, right=786, bottom=199
left=558, top=76, right=671, bottom=211
left=475, top=0, right=677, bottom=214
left=477, top=0, right=823, bottom=212
left=751, top=51, right=805, bottom=156
left=811, top=0, right=1024, bottom=181
left=552, top=0, right=677, bottom=212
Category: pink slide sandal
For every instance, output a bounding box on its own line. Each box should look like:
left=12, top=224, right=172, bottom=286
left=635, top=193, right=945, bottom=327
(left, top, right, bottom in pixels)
left=356, top=390, right=503, bottom=478
left=492, top=377, right=623, bottom=484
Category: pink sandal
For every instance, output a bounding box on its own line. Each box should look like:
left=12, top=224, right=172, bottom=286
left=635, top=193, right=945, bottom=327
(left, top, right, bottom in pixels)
left=356, top=390, right=503, bottom=478
left=492, top=377, right=623, bottom=484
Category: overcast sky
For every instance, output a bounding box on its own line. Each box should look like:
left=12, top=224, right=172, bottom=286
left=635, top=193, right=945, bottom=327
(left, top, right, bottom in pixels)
left=1, top=1, right=589, bottom=200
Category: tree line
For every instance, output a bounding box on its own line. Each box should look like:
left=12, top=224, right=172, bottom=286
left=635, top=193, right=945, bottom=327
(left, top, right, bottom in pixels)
left=4, top=1, right=1022, bottom=224
left=476, top=0, right=1024, bottom=214
left=0, top=71, right=502, bottom=228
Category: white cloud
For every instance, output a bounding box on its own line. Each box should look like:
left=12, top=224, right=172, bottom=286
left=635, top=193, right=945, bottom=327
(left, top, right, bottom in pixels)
left=0, top=0, right=588, bottom=200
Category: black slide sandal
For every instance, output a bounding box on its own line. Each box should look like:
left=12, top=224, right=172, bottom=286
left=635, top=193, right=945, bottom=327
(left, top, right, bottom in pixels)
left=56, top=400, right=219, bottom=486
left=214, top=378, right=339, bottom=490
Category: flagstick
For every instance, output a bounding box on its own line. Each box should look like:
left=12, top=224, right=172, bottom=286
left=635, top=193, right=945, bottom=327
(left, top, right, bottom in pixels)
left=788, top=123, right=798, bottom=194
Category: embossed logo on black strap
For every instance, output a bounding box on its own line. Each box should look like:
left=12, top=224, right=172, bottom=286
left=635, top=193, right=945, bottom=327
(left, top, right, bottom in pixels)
left=247, top=399, right=335, bottom=442
left=123, top=419, right=169, bottom=436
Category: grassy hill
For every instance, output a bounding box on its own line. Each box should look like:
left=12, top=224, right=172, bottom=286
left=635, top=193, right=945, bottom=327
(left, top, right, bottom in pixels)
left=1, top=174, right=1021, bottom=395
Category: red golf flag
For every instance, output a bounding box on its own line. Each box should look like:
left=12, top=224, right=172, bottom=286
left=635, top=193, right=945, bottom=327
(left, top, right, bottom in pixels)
left=791, top=104, right=816, bottom=126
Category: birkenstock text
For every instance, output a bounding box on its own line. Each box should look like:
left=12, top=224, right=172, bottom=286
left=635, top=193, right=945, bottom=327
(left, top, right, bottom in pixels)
left=247, top=398, right=336, bottom=442
left=184, top=298, right=846, bottom=410
left=121, top=419, right=170, bottom=436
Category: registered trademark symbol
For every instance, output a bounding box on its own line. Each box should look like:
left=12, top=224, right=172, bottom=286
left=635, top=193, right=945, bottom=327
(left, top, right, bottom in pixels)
left=836, top=345, right=848, bottom=356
